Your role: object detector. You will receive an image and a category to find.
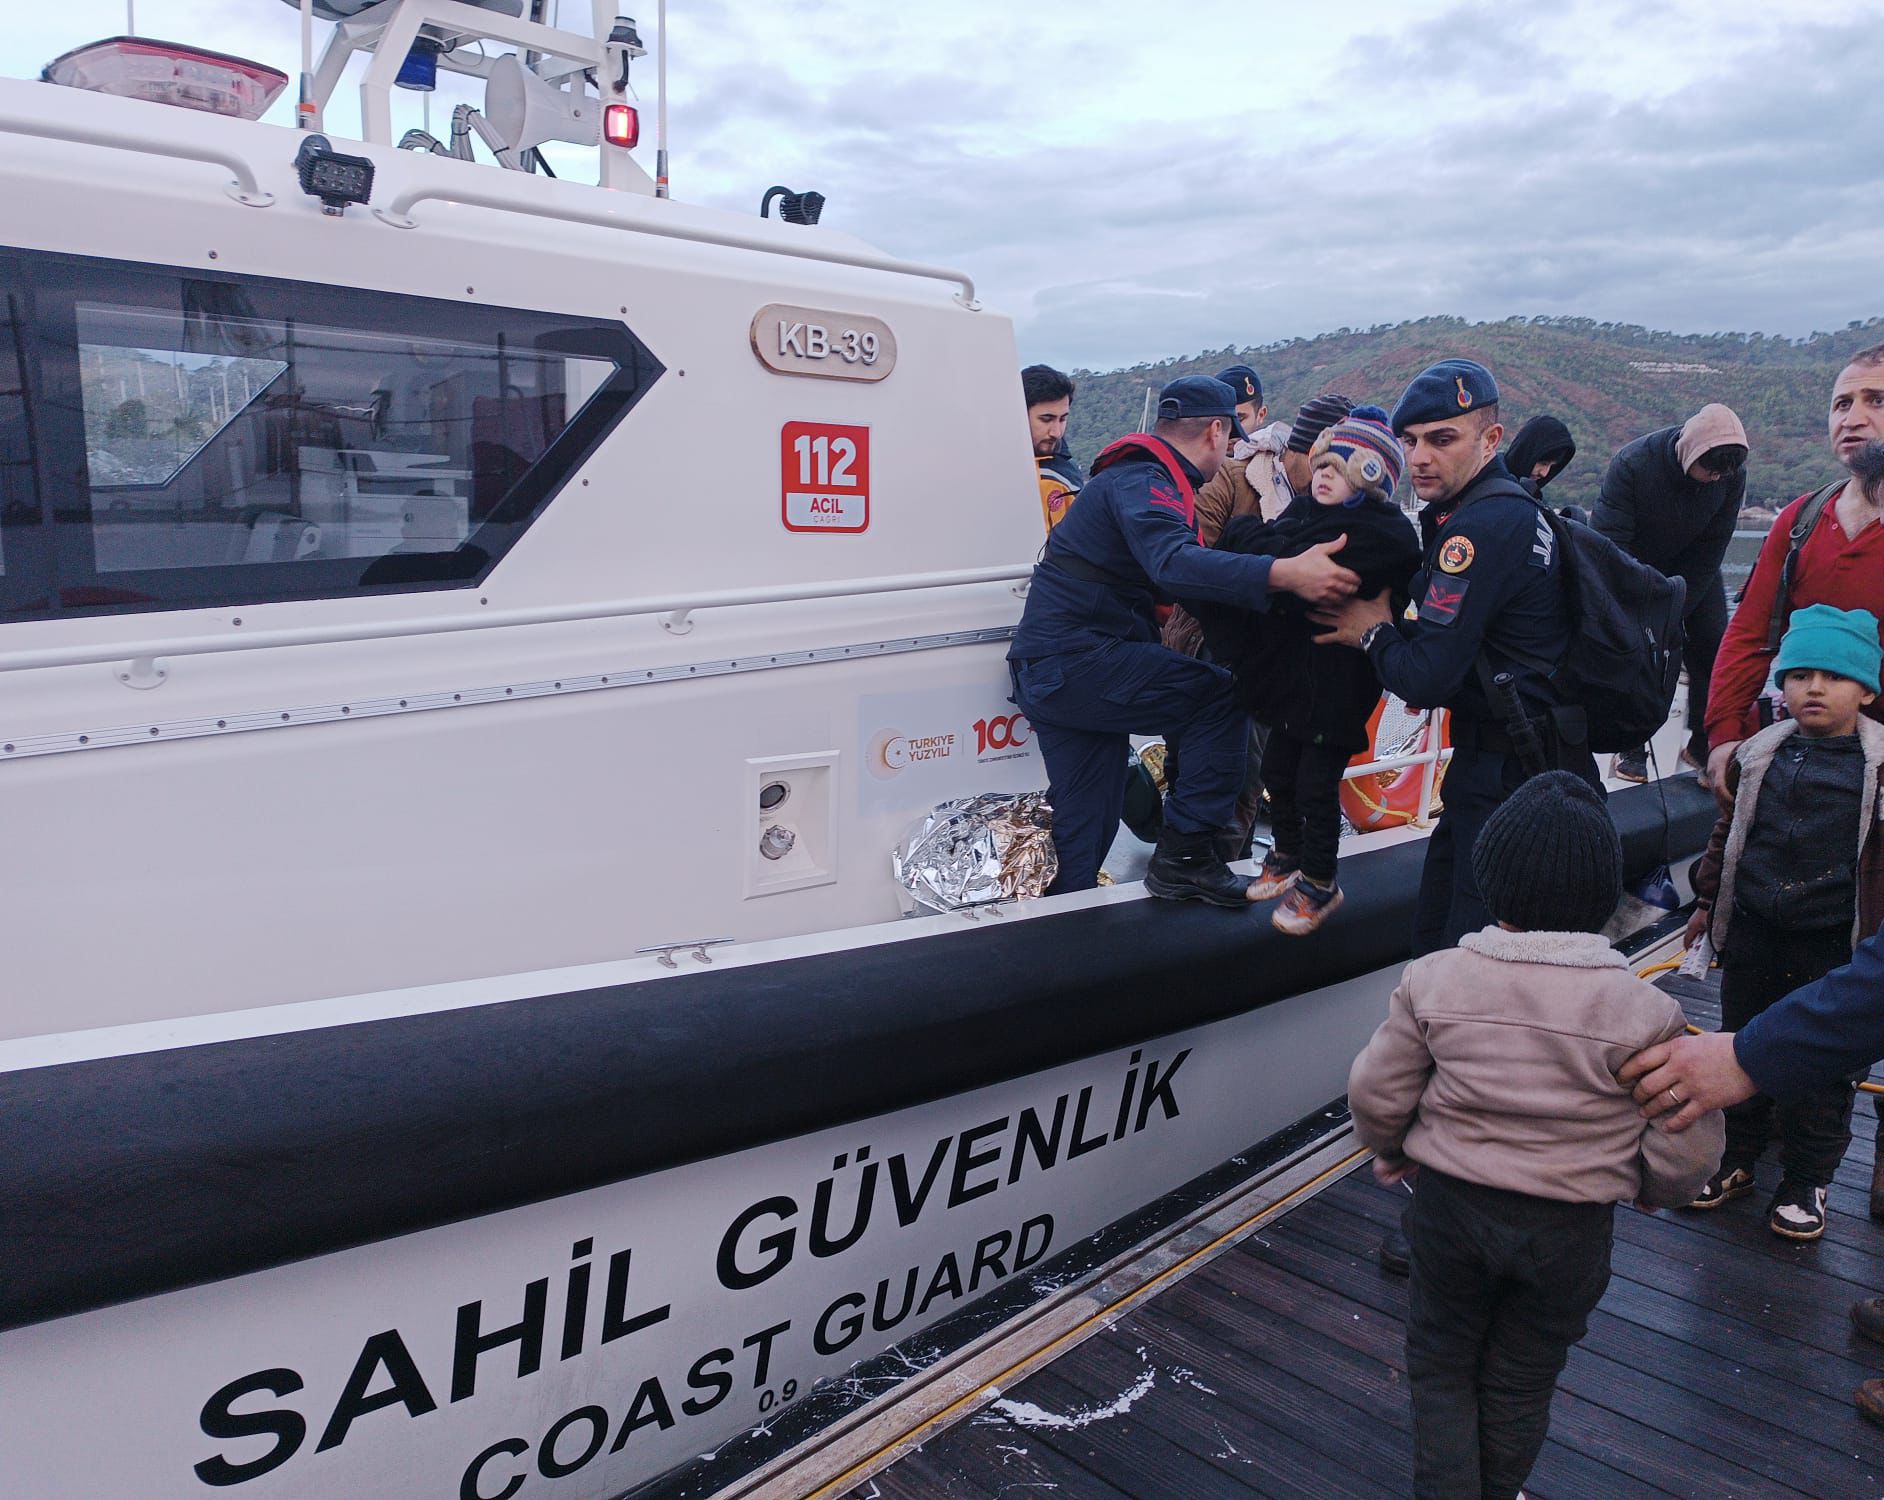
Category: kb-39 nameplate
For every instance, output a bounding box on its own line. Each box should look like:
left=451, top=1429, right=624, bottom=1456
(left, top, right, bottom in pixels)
left=751, top=304, right=897, bottom=382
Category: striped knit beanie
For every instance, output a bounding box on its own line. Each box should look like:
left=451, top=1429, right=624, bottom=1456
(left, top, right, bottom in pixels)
left=1309, top=405, right=1406, bottom=503
left=1287, top=392, right=1354, bottom=454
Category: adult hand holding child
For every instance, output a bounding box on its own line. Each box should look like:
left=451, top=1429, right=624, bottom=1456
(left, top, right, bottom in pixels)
left=1269, top=534, right=1360, bottom=605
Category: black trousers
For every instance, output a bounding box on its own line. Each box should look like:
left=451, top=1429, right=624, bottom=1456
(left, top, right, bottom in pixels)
left=1681, top=574, right=1728, bottom=762
left=1260, top=729, right=1348, bottom=885
left=1720, top=910, right=1856, bottom=1183
left=1405, top=1168, right=1614, bottom=1500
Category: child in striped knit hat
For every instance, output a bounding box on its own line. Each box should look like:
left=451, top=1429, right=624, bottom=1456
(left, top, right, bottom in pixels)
left=1198, top=406, right=1423, bottom=933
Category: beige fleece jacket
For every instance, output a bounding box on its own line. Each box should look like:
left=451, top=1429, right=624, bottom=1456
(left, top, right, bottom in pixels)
left=1348, top=929, right=1724, bottom=1208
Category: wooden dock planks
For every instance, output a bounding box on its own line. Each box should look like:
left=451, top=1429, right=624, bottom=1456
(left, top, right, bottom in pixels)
left=855, top=974, right=1884, bottom=1498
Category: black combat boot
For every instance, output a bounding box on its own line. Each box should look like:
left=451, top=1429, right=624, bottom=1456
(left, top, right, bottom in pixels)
left=1145, top=828, right=1255, bottom=907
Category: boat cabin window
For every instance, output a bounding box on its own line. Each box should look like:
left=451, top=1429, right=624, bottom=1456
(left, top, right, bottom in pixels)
left=0, top=287, right=41, bottom=615
left=0, top=249, right=660, bottom=620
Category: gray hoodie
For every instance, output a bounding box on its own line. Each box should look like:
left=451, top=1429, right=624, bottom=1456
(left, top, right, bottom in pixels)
left=1348, top=928, right=1724, bottom=1208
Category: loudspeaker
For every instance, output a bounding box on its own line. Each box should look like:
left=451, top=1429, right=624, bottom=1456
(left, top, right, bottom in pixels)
left=484, top=54, right=599, bottom=153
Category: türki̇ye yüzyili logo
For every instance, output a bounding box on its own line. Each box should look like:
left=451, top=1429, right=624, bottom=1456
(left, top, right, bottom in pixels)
left=866, top=714, right=1030, bottom=780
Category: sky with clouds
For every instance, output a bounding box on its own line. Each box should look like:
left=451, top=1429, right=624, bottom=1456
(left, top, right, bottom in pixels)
left=10, top=1, right=1881, bottom=370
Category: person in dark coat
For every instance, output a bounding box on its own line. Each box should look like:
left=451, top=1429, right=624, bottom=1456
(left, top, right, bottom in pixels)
left=1595, top=403, right=1750, bottom=779
left=1314, top=361, right=1597, bottom=956
left=1009, top=376, right=1360, bottom=904
left=1503, top=415, right=1576, bottom=500
left=1198, top=407, right=1421, bottom=934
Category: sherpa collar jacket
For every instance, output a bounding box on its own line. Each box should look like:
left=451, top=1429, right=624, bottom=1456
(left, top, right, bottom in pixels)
left=1693, top=716, right=1884, bottom=952
left=1348, top=928, right=1723, bottom=1208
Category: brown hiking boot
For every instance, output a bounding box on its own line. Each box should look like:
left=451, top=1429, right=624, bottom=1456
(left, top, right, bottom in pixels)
left=1857, top=1379, right=1884, bottom=1428
left=1851, top=1298, right=1884, bottom=1347
left=1870, top=1152, right=1884, bottom=1222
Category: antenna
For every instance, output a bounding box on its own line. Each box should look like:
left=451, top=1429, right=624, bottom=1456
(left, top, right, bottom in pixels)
left=655, top=0, right=669, bottom=198
left=126, top=0, right=136, bottom=33
left=1140, top=385, right=1154, bottom=433
left=298, top=0, right=317, bottom=129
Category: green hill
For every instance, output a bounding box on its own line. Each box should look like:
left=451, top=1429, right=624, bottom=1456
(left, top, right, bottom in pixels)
left=1064, top=315, right=1884, bottom=512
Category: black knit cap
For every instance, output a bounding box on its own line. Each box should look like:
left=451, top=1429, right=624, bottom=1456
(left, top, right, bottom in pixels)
left=1469, top=771, right=1621, bottom=934
left=1287, top=393, right=1354, bottom=454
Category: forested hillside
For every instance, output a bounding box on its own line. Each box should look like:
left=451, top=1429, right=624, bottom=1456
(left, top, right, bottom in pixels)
left=1062, top=316, right=1884, bottom=512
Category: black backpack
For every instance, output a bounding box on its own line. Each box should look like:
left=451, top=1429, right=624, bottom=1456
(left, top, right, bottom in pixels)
left=1480, top=484, right=1688, bottom=754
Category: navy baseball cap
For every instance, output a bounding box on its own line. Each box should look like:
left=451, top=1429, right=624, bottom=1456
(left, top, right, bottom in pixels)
left=1216, top=364, right=1263, bottom=408
left=1157, top=376, right=1248, bottom=439
left=1391, top=359, right=1500, bottom=434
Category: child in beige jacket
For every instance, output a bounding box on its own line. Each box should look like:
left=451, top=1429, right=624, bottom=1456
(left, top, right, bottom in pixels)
left=1349, top=771, right=1723, bottom=1500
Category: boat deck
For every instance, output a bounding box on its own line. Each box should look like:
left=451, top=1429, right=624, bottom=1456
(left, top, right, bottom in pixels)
left=850, top=975, right=1884, bottom=1498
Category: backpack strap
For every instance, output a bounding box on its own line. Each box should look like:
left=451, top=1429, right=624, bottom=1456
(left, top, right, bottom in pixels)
left=1764, top=481, right=1844, bottom=651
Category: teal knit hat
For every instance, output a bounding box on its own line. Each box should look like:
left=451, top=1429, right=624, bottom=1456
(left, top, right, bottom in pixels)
left=1774, top=604, right=1883, bottom=694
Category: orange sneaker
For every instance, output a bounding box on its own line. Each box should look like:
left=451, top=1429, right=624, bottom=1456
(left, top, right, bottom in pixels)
left=1273, top=878, right=1343, bottom=935
left=1247, top=852, right=1299, bottom=901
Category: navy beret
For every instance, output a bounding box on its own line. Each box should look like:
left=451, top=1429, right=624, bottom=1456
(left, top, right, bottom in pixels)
left=1215, top=364, right=1263, bottom=407
left=1391, top=359, right=1500, bottom=434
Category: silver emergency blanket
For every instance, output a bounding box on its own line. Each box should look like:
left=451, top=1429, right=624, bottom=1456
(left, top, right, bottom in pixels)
left=892, top=792, right=1057, bottom=913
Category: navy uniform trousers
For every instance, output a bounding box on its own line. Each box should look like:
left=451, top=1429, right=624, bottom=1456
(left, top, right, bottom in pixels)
left=1012, top=639, right=1247, bottom=894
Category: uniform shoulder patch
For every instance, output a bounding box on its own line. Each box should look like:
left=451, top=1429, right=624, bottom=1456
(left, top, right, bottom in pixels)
left=1529, top=514, right=1555, bottom=569
left=1437, top=535, right=1475, bottom=574
left=1419, top=575, right=1470, bottom=625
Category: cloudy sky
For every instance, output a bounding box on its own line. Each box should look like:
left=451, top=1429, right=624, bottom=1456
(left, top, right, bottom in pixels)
left=11, top=2, right=1881, bottom=369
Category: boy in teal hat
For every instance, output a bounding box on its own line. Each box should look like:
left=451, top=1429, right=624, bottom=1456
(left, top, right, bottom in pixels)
left=1684, top=603, right=1884, bottom=1239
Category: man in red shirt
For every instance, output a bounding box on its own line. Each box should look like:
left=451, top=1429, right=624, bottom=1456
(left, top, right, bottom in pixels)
left=1707, top=344, right=1884, bottom=797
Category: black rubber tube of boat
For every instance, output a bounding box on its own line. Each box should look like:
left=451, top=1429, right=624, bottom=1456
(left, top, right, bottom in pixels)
left=0, top=779, right=1717, bottom=1333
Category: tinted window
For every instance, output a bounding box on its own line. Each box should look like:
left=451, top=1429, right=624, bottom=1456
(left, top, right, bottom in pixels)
left=0, top=268, right=46, bottom=615
left=5, top=250, right=661, bottom=619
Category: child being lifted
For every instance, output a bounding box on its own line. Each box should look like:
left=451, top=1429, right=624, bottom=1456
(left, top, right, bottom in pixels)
left=1200, top=405, right=1421, bottom=934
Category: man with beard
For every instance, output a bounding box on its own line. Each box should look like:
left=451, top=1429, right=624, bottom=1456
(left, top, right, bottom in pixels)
left=1706, top=348, right=1884, bottom=793
left=1023, top=365, right=1084, bottom=531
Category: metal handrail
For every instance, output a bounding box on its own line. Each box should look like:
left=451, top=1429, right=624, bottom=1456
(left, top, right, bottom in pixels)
left=372, top=182, right=981, bottom=308
left=1339, top=706, right=1451, bottom=827
left=0, top=565, right=1030, bottom=676
left=0, top=111, right=274, bottom=207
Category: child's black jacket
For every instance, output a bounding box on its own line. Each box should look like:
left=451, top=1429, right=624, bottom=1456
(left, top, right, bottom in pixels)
left=1196, top=493, right=1421, bottom=753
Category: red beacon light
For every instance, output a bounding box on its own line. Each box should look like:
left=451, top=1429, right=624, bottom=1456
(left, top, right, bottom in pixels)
left=42, top=37, right=288, bottom=121
left=603, top=102, right=640, bottom=149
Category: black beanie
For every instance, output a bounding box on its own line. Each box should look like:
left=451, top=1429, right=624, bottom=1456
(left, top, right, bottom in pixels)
left=1469, top=771, right=1621, bottom=934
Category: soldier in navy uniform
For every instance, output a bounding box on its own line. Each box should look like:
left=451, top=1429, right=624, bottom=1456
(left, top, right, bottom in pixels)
left=1010, top=376, right=1361, bottom=905
left=1316, top=360, right=1598, bottom=955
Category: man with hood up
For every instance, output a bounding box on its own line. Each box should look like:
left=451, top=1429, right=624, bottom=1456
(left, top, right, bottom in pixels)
left=1595, top=402, right=1750, bottom=781
left=1503, top=415, right=1577, bottom=501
